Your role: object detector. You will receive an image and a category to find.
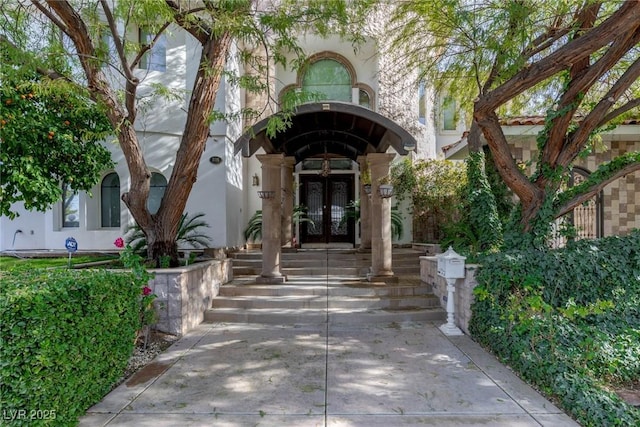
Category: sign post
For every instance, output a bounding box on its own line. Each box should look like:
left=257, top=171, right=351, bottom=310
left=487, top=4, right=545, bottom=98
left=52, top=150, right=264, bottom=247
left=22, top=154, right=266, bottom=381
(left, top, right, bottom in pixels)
left=65, top=237, right=78, bottom=268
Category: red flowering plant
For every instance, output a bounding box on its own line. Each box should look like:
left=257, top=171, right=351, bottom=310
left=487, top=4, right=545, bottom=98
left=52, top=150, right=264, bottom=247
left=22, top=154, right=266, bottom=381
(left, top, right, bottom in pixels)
left=114, top=237, right=157, bottom=348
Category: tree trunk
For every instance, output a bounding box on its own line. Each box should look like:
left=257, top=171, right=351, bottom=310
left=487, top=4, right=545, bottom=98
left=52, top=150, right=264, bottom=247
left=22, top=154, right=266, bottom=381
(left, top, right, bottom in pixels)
left=141, top=32, right=233, bottom=265
left=147, top=225, right=179, bottom=267
left=467, top=121, right=482, bottom=153
left=40, top=1, right=234, bottom=265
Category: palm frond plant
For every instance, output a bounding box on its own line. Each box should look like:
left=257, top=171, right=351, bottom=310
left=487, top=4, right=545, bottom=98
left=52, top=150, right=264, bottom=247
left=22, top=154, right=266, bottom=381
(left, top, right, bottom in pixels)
left=244, top=205, right=314, bottom=243
left=125, top=212, right=212, bottom=255
left=342, top=199, right=404, bottom=241
left=244, top=210, right=263, bottom=242
left=391, top=206, right=404, bottom=241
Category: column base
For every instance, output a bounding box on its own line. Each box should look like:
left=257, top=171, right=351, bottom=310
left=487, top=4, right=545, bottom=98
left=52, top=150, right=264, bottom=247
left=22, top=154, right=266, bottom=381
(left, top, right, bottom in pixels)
left=256, top=275, right=287, bottom=284
left=366, top=273, right=398, bottom=284
left=356, top=247, right=371, bottom=253
left=439, top=323, right=464, bottom=336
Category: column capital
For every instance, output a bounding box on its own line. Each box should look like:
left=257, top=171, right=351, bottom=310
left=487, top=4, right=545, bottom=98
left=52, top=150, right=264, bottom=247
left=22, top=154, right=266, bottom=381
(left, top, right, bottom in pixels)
left=283, top=156, right=296, bottom=168
left=256, top=153, right=285, bottom=167
left=366, top=152, right=396, bottom=166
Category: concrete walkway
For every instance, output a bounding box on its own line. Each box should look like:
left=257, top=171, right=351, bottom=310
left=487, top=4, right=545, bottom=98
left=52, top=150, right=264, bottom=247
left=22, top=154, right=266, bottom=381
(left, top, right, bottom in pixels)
left=80, top=318, right=578, bottom=426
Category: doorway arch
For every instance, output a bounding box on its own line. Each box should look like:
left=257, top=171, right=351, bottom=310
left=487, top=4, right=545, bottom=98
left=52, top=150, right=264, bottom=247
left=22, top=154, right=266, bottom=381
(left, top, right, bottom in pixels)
left=234, top=102, right=415, bottom=282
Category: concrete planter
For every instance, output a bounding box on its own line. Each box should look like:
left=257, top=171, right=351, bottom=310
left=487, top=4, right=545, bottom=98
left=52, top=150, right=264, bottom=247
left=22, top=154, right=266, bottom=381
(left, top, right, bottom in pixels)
left=146, top=259, right=233, bottom=336
left=420, top=256, right=479, bottom=335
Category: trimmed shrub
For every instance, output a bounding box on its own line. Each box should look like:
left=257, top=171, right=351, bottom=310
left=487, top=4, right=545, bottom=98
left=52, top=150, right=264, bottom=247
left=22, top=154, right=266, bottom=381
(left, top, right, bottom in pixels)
left=0, top=269, right=140, bottom=426
left=470, top=230, right=640, bottom=426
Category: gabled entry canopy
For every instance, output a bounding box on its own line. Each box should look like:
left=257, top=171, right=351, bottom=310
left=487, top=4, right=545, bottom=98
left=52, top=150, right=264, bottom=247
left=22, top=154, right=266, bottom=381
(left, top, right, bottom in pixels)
left=234, top=102, right=415, bottom=161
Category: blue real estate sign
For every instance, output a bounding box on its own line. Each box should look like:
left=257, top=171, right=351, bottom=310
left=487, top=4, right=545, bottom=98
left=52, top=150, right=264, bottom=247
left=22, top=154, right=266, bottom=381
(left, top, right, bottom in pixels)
left=65, top=237, right=78, bottom=253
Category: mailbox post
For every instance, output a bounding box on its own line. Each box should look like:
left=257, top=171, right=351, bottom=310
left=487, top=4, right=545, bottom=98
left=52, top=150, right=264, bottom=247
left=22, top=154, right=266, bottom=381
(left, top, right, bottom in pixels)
left=437, top=246, right=466, bottom=336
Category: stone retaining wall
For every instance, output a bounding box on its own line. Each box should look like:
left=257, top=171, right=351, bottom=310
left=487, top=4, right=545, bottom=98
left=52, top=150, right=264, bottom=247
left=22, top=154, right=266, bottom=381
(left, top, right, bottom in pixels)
left=420, top=256, right=479, bottom=335
left=147, top=259, right=233, bottom=336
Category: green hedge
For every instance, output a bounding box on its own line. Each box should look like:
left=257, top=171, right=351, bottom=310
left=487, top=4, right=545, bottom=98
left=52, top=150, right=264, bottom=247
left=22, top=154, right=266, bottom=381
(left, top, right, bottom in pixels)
left=0, top=269, right=140, bottom=426
left=470, top=230, right=640, bottom=426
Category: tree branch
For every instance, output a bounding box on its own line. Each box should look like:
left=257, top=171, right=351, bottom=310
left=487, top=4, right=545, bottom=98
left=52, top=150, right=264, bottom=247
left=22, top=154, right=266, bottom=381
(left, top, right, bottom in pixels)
left=558, top=41, right=640, bottom=166
left=556, top=161, right=640, bottom=218
left=599, top=98, right=640, bottom=126
left=541, top=2, right=602, bottom=167
left=540, top=18, right=640, bottom=174
left=476, top=1, right=640, bottom=113
left=165, top=0, right=211, bottom=43
left=98, top=0, right=134, bottom=82
left=31, top=0, right=71, bottom=39
left=0, top=34, right=72, bottom=83
left=474, top=110, right=541, bottom=208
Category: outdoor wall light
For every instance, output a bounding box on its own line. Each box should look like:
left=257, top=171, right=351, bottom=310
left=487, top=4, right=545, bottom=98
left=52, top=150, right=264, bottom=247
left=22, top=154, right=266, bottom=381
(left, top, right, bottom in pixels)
left=209, top=156, right=222, bottom=165
left=252, top=173, right=260, bottom=186
left=403, top=140, right=416, bottom=151
left=257, top=190, right=275, bottom=199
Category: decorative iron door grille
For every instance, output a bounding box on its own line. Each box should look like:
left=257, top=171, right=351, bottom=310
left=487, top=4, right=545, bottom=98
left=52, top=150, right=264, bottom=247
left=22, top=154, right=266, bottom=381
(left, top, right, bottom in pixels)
left=300, top=174, right=354, bottom=244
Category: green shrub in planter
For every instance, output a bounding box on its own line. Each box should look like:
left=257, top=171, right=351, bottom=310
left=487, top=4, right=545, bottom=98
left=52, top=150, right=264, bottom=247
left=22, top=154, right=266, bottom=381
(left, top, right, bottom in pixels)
left=0, top=269, right=140, bottom=426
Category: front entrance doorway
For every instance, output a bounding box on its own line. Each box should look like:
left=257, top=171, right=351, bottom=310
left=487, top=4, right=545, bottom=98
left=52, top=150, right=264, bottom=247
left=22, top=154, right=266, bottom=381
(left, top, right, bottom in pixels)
left=300, top=174, right=355, bottom=245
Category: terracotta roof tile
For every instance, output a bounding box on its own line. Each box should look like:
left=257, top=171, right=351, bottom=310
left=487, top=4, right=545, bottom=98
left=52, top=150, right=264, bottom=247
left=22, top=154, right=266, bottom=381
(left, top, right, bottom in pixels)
left=500, top=116, right=639, bottom=126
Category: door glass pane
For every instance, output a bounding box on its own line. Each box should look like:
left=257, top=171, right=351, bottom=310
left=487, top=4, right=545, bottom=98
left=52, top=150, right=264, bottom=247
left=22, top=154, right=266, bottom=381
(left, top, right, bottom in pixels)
left=330, top=181, right=348, bottom=236
left=306, top=181, right=324, bottom=236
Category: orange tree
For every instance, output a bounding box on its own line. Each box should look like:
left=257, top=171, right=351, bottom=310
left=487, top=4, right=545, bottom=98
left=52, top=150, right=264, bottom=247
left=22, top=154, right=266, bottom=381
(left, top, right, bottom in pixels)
left=0, top=43, right=113, bottom=219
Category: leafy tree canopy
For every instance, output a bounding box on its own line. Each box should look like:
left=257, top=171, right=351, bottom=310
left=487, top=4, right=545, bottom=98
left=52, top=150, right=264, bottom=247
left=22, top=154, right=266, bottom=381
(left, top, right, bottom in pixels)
left=387, top=0, right=640, bottom=245
left=0, top=40, right=113, bottom=219
left=0, top=0, right=371, bottom=264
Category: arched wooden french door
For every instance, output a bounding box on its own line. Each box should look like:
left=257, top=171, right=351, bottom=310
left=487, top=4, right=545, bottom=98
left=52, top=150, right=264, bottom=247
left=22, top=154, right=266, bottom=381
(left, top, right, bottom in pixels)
left=299, top=174, right=355, bottom=244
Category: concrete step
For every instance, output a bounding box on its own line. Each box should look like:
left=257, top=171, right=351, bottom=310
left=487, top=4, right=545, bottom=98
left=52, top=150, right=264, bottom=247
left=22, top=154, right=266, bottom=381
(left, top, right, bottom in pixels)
left=207, top=273, right=444, bottom=325
left=219, top=284, right=434, bottom=297
left=232, top=266, right=420, bottom=276
left=231, top=258, right=421, bottom=268
left=231, top=251, right=423, bottom=261
left=212, top=295, right=441, bottom=310
left=230, top=250, right=422, bottom=277
left=203, top=307, right=445, bottom=325
left=212, top=249, right=435, bottom=325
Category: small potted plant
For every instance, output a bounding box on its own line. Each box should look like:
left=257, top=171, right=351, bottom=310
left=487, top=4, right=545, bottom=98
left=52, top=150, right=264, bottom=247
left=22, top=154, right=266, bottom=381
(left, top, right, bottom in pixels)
left=377, top=175, right=394, bottom=198
left=361, top=165, right=372, bottom=194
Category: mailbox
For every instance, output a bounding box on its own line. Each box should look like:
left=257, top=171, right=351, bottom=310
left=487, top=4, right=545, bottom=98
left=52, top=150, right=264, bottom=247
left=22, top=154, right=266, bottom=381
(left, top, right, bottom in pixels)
left=437, top=246, right=466, bottom=279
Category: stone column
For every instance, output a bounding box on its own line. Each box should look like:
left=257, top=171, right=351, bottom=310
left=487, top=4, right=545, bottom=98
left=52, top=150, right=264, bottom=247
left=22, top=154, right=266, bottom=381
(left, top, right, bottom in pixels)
left=256, top=153, right=286, bottom=283
left=367, top=153, right=397, bottom=283
left=357, top=156, right=371, bottom=252
left=281, top=156, right=296, bottom=248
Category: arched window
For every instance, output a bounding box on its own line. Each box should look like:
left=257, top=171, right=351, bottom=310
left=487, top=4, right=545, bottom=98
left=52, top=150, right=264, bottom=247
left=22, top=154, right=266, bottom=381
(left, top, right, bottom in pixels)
left=148, top=172, right=167, bottom=214
left=358, top=89, right=371, bottom=109
left=441, top=96, right=457, bottom=131
left=101, top=173, right=120, bottom=227
left=302, top=59, right=352, bottom=102
left=62, top=183, right=79, bottom=228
